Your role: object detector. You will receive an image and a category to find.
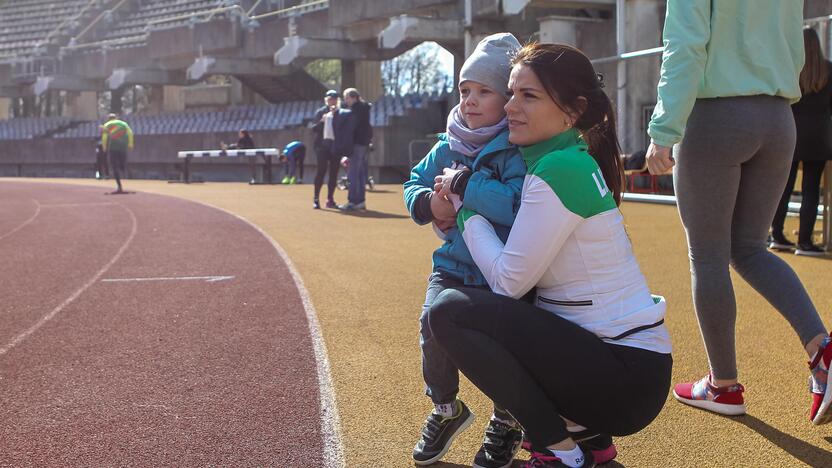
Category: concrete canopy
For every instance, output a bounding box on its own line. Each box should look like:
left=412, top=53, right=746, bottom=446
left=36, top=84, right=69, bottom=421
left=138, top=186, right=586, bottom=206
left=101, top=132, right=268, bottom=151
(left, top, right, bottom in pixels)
left=33, top=75, right=100, bottom=96
left=378, top=15, right=463, bottom=49
left=275, top=36, right=410, bottom=66
left=187, top=56, right=294, bottom=81
left=502, top=0, right=616, bottom=16
left=106, top=68, right=187, bottom=90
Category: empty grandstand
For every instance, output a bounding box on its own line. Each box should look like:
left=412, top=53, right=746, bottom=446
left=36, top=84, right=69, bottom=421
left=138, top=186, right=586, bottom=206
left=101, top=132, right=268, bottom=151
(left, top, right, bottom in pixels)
left=0, top=0, right=831, bottom=186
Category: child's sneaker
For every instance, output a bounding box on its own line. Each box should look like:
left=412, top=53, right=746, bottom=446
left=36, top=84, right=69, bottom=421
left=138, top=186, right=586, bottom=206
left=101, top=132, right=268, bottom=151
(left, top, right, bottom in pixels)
left=673, top=374, right=746, bottom=416
left=472, top=414, right=523, bottom=468
left=412, top=400, right=475, bottom=465
left=809, top=335, right=832, bottom=425
left=521, top=447, right=595, bottom=468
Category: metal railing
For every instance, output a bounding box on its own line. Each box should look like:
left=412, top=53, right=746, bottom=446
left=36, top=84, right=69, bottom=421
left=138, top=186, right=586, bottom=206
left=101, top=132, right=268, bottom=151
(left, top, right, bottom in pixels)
left=73, top=0, right=131, bottom=44
left=251, top=0, right=328, bottom=20
left=42, top=0, right=101, bottom=43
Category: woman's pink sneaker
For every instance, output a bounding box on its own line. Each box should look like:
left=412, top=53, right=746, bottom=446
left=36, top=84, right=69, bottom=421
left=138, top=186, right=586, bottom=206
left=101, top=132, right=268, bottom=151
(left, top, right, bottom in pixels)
left=673, top=374, right=746, bottom=416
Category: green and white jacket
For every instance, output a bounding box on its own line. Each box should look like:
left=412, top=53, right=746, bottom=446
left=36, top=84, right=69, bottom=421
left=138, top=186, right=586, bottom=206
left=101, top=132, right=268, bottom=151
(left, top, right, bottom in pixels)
left=457, top=129, right=671, bottom=354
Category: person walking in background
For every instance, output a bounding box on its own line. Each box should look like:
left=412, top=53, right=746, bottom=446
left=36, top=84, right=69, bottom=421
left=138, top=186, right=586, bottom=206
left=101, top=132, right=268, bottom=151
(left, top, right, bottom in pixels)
left=339, top=88, right=372, bottom=211
left=101, top=113, right=133, bottom=194
left=771, top=27, right=832, bottom=257
left=646, top=0, right=832, bottom=424
left=311, top=90, right=341, bottom=208
left=222, top=129, right=258, bottom=184
left=94, top=137, right=108, bottom=180
left=281, top=140, right=306, bottom=184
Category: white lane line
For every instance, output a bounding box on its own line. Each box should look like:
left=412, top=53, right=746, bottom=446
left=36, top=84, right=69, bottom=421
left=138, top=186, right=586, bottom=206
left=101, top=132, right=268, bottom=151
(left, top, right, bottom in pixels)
left=0, top=203, right=138, bottom=358
left=187, top=201, right=345, bottom=468
left=101, top=275, right=234, bottom=283
left=0, top=199, right=41, bottom=241
left=40, top=202, right=117, bottom=208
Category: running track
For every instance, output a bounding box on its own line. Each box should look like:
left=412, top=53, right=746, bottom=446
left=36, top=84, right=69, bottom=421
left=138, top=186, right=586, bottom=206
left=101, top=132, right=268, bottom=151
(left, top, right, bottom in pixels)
left=0, top=182, right=335, bottom=466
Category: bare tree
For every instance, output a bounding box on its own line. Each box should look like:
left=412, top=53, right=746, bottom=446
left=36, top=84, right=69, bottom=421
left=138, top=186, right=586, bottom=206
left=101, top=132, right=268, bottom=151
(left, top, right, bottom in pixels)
left=382, top=42, right=452, bottom=97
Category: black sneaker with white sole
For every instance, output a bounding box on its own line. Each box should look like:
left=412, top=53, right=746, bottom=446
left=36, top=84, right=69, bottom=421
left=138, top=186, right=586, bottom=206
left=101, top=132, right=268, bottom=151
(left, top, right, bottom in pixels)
left=472, top=416, right=524, bottom=468
left=413, top=400, right=475, bottom=465
left=796, top=243, right=826, bottom=257
left=769, top=234, right=796, bottom=251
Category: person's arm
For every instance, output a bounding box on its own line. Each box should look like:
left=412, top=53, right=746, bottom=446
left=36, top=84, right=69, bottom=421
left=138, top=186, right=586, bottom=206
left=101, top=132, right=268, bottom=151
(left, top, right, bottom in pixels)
left=403, top=141, right=446, bottom=225
left=457, top=154, right=525, bottom=227
left=100, top=130, right=109, bottom=152
left=647, top=0, right=712, bottom=147
left=126, top=125, right=134, bottom=150
left=457, top=177, right=582, bottom=299
left=457, top=152, right=614, bottom=298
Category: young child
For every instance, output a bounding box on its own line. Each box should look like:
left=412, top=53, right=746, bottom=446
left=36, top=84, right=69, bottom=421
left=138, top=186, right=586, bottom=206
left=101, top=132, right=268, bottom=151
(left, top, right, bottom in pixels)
left=403, top=33, right=526, bottom=468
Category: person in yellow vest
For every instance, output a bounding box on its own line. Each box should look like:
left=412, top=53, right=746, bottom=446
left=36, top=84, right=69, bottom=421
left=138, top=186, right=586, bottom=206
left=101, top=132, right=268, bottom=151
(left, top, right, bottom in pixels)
left=101, top=113, right=134, bottom=194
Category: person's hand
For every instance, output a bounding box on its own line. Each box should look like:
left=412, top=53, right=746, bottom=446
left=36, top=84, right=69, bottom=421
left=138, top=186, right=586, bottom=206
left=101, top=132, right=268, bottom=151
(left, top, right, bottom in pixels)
left=430, top=192, right=457, bottom=227
left=434, top=217, right=456, bottom=232
left=646, top=143, right=674, bottom=175
left=433, top=167, right=469, bottom=198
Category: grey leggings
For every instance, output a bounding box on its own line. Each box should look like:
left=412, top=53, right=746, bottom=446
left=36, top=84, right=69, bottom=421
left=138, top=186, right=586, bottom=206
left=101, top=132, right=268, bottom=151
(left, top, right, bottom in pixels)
left=675, top=95, right=826, bottom=380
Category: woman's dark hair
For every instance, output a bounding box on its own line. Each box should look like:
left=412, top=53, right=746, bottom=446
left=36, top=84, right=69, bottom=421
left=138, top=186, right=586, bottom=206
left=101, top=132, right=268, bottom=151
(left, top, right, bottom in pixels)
left=511, top=43, right=624, bottom=205
left=800, top=27, right=828, bottom=94
left=240, top=129, right=251, bottom=138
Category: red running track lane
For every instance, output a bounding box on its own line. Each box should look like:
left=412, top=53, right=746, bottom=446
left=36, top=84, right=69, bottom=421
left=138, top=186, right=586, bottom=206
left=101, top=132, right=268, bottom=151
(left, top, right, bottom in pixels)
left=0, top=182, right=337, bottom=466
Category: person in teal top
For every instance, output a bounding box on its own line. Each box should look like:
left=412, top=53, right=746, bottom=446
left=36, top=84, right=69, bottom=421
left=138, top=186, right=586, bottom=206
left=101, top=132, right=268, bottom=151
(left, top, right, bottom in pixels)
left=646, top=0, right=832, bottom=425
left=430, top=43, right=672, bottom=468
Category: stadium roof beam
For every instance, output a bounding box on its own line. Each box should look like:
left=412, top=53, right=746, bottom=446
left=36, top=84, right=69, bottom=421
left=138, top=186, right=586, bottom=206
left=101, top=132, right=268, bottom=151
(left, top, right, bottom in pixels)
left=275, top=36, right=409, bottom=66
left=378, top=16, right=463, bottom=49
left=329, top=0, right=454, bottom=27
left=187, top=56, right=292, bottom=81
left=502, top=0, right=615, bottom=16
left=33, top=75, right=99, bottom=96
left=106, top=68, right=187, bottom=90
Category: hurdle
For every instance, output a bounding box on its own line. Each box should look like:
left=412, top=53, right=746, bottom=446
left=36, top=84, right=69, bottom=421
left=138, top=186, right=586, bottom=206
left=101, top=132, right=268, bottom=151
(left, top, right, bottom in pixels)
left=175, top=148, right=279, bottom=184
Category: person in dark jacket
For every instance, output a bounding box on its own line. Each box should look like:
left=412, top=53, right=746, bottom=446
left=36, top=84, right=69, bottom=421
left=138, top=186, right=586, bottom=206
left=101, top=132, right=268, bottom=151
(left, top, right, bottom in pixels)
left=94, top=138, right=109, bottom=179
left=223, top=129, right=259, bottom=183
left=771, top=28, right=832, bottom=256
left=311, top=90, right=341, bottom=208
left=339, top=88, right=372, bottom=211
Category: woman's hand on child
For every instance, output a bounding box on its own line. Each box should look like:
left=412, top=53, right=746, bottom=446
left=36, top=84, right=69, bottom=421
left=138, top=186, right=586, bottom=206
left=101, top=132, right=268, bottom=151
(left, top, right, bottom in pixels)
left=430, top=192, right=457, bottom=227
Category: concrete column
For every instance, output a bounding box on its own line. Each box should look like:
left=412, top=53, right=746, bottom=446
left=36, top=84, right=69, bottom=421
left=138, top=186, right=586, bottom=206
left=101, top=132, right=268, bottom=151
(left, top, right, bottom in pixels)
left=162, top=85, right=185, bottom=113
left=64, top=91, right=99, bottom=120
left=623, top=0, right=664, bottom=153
left=145, top=85, right=164, bottom=114
left=355, top=61, right=382, bottom=102
left=0, top=98, right=10, bottom=120
left=341, top=59, right=356, bottom=90
left=110, top=87, right=124, bottom=114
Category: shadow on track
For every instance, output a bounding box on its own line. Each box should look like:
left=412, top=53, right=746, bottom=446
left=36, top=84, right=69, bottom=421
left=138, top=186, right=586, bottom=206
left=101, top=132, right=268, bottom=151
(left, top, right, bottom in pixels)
left=731, top=415, right=832, bottom=466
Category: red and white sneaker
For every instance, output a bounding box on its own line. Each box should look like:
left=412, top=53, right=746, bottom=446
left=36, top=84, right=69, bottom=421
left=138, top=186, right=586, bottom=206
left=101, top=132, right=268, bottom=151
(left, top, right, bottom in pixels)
left=673, top=374, right=746, bottom=416
left=809, top=335, right=832, bottom=425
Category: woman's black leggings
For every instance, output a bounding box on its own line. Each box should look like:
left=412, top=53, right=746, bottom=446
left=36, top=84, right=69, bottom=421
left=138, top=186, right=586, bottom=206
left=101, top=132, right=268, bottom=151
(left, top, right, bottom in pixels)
left=313, top=144, right=340, bottom=201
left=772, top=159, right=827, bottom=244
left=428, top=287, right=672, bottom=449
